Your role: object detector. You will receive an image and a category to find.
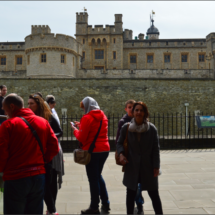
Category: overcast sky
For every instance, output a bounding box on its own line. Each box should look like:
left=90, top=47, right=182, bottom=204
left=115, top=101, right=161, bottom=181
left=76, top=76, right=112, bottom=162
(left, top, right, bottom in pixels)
left=1, top=1, right=215, bottom=42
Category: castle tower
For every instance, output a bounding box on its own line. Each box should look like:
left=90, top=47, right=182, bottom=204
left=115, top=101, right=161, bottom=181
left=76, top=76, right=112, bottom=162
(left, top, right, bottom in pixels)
left=114, top=14, right=123, bottom=33
left=146, top=14, right=160, bottom=39
left=76, top=12, right=88, bottom=35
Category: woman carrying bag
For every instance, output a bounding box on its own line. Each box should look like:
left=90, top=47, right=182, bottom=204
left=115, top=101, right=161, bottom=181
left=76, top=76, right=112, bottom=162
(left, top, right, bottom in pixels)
left=116, top=101, right=163, bottom=215
left=71, top=96, right=110, bottom=214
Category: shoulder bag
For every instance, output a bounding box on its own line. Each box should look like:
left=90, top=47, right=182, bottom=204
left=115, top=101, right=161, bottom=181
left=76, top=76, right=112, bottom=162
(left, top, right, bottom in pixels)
left=73, top=120, right=102, bottom=165
left=18, top=116, right=53, bottom=183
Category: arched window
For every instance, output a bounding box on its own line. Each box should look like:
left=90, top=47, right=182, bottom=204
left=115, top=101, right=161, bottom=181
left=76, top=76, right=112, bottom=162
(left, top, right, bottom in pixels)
left=92, top=38, right=95, bottom=44
left=102, top=38, right=106, bottom=45
left=97, top=38, right=101, bottom=44
left=83, top=39, right=85, bottom=44
left=113, top=38, right=116, bottom=44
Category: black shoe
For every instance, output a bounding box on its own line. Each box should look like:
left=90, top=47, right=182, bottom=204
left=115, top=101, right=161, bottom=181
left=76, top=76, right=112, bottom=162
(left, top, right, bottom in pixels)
left=137, top=205, right=143, bottom=214
left=81, top=208, right=100, bottom=214
left=101, top=204, right=111, bottom=212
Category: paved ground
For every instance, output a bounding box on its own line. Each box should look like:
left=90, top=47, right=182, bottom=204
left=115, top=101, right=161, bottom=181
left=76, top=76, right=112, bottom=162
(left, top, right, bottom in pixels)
left=2, top=150, right=215, bottom=214
left=54, top=150, right=215, bottom=214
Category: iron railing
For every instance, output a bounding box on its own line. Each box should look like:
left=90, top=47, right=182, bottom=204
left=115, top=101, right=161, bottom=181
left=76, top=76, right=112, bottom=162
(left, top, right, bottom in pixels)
left=59, top=113, right=215, bottom=152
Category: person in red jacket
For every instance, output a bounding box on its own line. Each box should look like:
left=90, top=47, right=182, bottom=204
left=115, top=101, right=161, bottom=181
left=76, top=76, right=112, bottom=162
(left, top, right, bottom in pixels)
left=0, top=94, right=59, bottom=214
left=71, top=96, right=110, bottom=214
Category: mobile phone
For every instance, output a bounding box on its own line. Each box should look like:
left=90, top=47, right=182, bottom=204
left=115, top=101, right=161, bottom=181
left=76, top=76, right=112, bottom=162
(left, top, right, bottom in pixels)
left=71, top=122, right=75, bottom=126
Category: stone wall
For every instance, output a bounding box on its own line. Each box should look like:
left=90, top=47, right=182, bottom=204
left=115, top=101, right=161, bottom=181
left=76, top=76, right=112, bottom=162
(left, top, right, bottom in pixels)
left=77, top=69, right=214, bottom=79
left=1, top=78, right=215, bottom=116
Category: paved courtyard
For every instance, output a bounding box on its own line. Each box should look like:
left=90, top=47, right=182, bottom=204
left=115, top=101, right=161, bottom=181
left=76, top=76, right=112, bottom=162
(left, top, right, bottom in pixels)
left=2, top=150, right=215, bottom=214
left=54, top=150, right=215, bottom=214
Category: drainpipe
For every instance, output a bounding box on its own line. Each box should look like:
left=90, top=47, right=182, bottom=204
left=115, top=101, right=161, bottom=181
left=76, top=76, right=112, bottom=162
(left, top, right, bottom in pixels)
left=184, top=103, right=189, bottom=136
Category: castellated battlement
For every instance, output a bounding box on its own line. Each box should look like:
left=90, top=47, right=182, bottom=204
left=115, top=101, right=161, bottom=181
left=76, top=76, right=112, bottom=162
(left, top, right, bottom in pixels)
left=25, top=33, right=82, bottom=56
left=76, top=12, right=88, bottom=24
left=31, top=25, right=51, bottom=35
left=87, top=25, right=117, bottom=34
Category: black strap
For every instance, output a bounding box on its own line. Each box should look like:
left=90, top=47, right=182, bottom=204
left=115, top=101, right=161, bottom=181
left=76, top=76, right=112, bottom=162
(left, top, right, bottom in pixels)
left=18, top=116, right=45, bottom=163
left=88, top=120, right=102, bottom=154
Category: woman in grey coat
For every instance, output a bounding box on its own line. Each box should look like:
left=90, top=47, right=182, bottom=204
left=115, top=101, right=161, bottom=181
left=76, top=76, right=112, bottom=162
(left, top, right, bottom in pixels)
left=117, top=101, right=163, bottom=214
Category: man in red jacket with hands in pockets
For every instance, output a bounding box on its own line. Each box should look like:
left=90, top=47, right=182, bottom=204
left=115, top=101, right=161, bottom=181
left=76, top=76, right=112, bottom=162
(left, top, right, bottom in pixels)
left=0, top=94, right=59, bottom=214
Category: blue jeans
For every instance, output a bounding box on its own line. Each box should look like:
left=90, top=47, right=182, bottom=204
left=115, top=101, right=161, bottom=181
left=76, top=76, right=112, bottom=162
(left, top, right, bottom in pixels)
left=135, top=183, right=144, bottom=207
left=85, top=152, right=110, bottom=210
left=4, top=174, right=45, bottom=214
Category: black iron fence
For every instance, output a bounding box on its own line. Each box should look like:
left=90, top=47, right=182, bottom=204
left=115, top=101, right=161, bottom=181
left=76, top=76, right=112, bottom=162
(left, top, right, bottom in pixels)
left=59, top=113, right=215, bottom=152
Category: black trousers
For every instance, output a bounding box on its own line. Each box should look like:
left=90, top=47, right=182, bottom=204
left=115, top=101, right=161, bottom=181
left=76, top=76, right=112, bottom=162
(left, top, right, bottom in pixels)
left=44, top=169, right=58, bottom=213
left=126, top=187, right=163, bottom=214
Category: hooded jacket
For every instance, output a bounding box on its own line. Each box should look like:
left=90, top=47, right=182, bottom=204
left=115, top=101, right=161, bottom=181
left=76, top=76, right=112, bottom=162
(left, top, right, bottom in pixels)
left=0, top=108, right=59, bottom=181
left=74, top=110, right=110, bottom=152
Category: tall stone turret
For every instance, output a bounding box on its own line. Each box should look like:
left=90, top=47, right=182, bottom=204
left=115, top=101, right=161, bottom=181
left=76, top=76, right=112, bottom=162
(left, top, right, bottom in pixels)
left=76, top=12, right=88, bottom=35
left=146, top=18, right=159, bottom=39
left=114, top=14, right=123, bottom=33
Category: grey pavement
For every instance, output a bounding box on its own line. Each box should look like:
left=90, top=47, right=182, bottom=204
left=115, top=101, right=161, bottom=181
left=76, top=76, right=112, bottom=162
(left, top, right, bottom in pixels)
left=53, top=150, right=215, bottom=214
left=2, top=150, right=215, bottom=214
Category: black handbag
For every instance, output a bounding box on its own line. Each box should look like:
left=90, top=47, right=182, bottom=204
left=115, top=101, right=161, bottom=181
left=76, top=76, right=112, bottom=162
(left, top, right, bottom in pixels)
left=18, top=116, right=53, bottom=182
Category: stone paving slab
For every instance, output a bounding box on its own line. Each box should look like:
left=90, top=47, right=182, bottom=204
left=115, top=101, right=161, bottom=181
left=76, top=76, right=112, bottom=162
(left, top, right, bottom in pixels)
left=45, top=150, right=215, bottom=214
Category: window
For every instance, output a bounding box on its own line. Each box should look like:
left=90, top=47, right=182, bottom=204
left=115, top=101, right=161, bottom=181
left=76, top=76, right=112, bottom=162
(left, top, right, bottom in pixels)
left=113, top=38, right=116, bottom=44
left=113, top=51, right=116, bottom=59
left=0, top=56, right=6, bottom=65
left=181, top=54, right=188, bottom=62
left=166, top=42, right=168, bottom=45
left=1, top=46, right=4, bottom=49
left=82, top=51, right=85, bottom=59
left=27, top=55, right=30, bottom=65
left=183, top=42, right=186, bottom=45
left=95, top=66, right=104, bottom=70
left=41, top=54, right=46, bottom=63
left=95, top=50, right=104, bottom=59
left=113, top=67, right=116, bottom=69
left=149, top=42, right=151, bottom=46
left=83, top=39, right=85, bottom=44
left=16, top=56, right=22, bottom=65
left=164, top=54, right=170, bottom=63
left=199, top=54, right=205, bottom=62
left=147, top=55, right=153, bottom=63
left=130, top=55, right=136, bottom=63
left=61, top=54, right=66, bottom=64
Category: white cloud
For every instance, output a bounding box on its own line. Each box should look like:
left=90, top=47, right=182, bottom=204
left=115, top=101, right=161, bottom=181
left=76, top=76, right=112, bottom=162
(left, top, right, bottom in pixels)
left=1, top=1, right=215, bottom=42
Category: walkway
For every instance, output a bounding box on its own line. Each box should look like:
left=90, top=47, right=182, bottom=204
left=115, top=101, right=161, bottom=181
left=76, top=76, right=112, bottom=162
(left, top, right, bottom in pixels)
left=53, top=150, right=215, bottom=214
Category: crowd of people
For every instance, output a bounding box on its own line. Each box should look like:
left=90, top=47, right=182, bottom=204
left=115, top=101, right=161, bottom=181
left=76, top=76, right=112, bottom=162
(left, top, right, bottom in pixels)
left=0, top=85, right=163, bottom=215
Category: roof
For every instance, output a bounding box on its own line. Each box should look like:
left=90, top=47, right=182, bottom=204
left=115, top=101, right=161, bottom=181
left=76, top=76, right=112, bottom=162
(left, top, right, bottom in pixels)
left=123, top=38, right=206, bottom=43
left=0, top=42, right=25, bottom=45
left=147, top=19, right=159, bottom=35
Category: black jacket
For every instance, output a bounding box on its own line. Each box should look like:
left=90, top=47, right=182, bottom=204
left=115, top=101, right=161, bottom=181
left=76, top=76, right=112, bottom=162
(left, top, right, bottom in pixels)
left=115, top=114, right=132, bottom=144
left=0, top=96, right=6, bottom=124
left=49, top=114, right=63, bottom=138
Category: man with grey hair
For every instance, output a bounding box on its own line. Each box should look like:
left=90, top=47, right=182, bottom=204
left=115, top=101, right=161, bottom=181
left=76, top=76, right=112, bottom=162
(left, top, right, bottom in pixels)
left=0, top=93, right=59, bottom=214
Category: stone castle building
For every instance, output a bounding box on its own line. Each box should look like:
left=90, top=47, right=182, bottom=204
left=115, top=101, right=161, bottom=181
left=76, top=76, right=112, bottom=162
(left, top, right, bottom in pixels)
left=0, top=11, right=215, bottom=79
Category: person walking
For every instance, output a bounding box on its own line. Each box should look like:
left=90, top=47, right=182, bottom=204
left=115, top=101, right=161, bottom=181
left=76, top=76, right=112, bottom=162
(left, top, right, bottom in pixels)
left=71, top=96, right=110, bottom=214
left=28, top=94, right=64, bottom=215
left=0, top=85, right=7, bottom=124
left=116, top=99, right=144, bottom=214
left=46, top=95, right=60, bottom=124
left=0, top=93, right=59, bottom=214
left=116, top=101, right=163, bottom=215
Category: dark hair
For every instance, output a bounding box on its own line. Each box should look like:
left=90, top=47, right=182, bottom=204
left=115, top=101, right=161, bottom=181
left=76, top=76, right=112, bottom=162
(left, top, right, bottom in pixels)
left=0, top=85, right=7, bottom=90
left=35, top=92, right=44, bottom=100
left=46, top=95, right=56, bottom=105
left=3, top=93, right=24, bottom=109
left=125, top=99, right=136, bottom=108
left=132, top=101, right=149, bottom=122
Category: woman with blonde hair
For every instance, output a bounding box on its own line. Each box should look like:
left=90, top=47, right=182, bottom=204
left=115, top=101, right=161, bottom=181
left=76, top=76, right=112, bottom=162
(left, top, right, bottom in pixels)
left=71, top=96, right=110, bottom=214
left=28, top=94, right=64, bottom=215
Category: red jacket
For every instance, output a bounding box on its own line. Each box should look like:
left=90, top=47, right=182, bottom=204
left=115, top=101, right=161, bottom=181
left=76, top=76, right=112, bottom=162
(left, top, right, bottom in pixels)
left=74, top=110, right=110, bottom=152
left=0, top=108, right=59, bottom=181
